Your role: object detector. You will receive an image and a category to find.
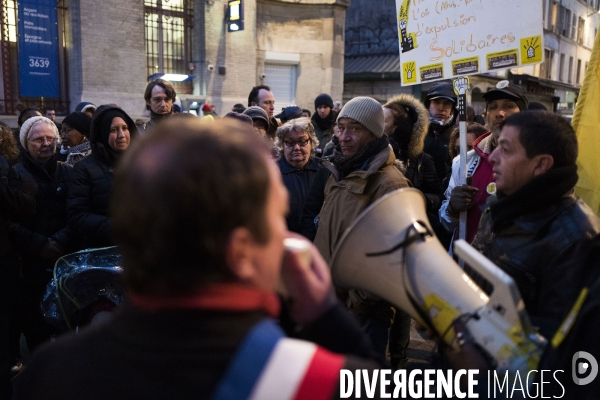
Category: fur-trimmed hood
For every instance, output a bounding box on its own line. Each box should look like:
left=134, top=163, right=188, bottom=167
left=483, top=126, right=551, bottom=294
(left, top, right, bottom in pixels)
left=384, top=94, right=429, bottom=160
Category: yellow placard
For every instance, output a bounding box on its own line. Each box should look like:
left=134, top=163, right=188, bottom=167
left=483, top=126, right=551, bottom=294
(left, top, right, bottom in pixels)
left=521, top=35, right=543, bottom=64
left=420, top=63, right=444, bottom=82
left=402, top=61, right=417, bottom=84
left=486, top=49, right=519, bottom=70
left=451, top=56, right=479, bottom=76
left=398, top=0, right=417, bottom=53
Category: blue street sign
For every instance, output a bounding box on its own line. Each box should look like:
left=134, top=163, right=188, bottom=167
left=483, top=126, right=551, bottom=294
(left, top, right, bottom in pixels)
left=18, top=0, right=60, bottom=98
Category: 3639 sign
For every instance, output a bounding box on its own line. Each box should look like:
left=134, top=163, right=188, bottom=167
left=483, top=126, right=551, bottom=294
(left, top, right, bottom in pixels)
left=18, top=0, right=60, bottom=98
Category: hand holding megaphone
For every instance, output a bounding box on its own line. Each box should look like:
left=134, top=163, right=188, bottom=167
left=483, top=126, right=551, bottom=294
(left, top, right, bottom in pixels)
left=279, top=234, right=337, bottom=327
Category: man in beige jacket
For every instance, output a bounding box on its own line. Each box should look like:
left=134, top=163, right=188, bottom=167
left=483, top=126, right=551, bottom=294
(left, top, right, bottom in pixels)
left=314, top=96, right=410, bottom=358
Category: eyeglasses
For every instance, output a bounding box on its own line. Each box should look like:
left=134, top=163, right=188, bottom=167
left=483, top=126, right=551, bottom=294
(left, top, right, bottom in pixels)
left=28, top=137, right=56, bottom=145
left=284, top=139, right=309, bottom=147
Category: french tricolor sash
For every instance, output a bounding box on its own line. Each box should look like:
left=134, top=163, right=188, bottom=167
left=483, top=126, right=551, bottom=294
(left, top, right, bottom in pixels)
left=212, top=319, right=345, bottom=400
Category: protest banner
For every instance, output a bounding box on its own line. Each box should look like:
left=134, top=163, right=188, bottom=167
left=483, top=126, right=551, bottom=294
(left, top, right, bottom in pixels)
left=395, top=0, right=544, bottom=85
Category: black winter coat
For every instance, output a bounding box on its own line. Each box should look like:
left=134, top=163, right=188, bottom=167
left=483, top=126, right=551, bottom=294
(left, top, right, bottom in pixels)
left=389, top=137, right=442, bottom=213
left=299, top=165, right=331, bottom=241
left=0, top=156, right=36, bottom=256
left=16, top=301, right=382, bottom=400
left=535, top=235, right=600, bottom=398
left=277, top=156, right=319, bottom=234
left=472, top=168, right=600, bottom=338
left=423, top=122, right=456, bottom=183
left=10, top=152, right=76, bottom=270
left=0, top=155, right=36, bottom=297
left=67, top=105, right=138, bottom=249
left=67, top=155, right=113, bottom=248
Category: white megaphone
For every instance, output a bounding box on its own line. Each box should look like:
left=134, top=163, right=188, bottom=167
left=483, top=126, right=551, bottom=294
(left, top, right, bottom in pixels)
left=330, top=188, right=545, bottom=377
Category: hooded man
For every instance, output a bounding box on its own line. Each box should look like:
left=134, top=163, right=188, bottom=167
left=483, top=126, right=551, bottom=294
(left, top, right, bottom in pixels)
left=439, top=80, right=529, bottom=243
left=314, top=96, right=410, bottom=357
left=423, top=81, right=458, bottom=182
left=311, top=93, right=337, bottom=156
left=382, top=94, right=444, bottom=369
left=383, top=94, right=442, bottom=215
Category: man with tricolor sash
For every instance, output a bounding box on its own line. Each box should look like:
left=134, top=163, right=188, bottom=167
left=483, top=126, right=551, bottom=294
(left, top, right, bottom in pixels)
left=15, top=118, right=384, bottom=400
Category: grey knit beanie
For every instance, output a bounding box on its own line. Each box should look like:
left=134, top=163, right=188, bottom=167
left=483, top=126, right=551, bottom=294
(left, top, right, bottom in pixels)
left=243, top=106, right=269, bottom=125
left=336, top=96, right=384, bottom=138
left=20, top=116, right=59, bottom=150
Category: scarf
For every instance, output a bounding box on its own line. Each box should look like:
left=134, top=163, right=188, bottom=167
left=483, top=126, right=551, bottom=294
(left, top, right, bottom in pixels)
left=331, top=135, right=390, bottom=180
left=490, top=165, right=578, bottom=230
left=312, top=111, right=335, bottom=133
left=128, top=283, right=281, bottom=318
left=22, top=149, right=58, bottom=179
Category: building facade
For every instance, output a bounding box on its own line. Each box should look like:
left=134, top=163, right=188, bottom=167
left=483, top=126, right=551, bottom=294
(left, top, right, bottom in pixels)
left=343, top=0, right=600, bottom=117
left=0, top=0, right=349, bottom=123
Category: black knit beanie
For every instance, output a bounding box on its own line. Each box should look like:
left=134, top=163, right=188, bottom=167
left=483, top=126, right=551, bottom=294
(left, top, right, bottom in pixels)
left=314, top=93, right=334, bottom=110
left=62, top=112, right=92, bottom=138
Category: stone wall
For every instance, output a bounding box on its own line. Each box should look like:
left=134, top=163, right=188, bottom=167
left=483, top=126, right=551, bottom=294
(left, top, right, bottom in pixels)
left=253, top=0, right=348, bottom=113
left=66, top=0, right=147, bottom=118
left=55, top=0, right=347, bottom=117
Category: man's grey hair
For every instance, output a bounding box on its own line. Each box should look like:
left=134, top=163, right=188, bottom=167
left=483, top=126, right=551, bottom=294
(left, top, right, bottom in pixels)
left=274, top=117, right=319, bottom=157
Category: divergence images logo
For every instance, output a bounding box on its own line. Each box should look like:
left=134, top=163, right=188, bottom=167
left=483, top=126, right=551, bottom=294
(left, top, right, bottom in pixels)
left=572, top=351, right=598, bottom=385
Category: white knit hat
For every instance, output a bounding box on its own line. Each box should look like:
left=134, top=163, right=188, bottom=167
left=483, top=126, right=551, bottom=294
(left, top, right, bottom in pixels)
left=336, top=96, right=385, bottom=138
left=20, top=116, right=59, bottom=150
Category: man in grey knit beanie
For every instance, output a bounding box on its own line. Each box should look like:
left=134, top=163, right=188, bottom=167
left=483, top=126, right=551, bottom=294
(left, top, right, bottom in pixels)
left=336, top=96, right=385, bottom=140
left=314, top=96, right=410, bottom=360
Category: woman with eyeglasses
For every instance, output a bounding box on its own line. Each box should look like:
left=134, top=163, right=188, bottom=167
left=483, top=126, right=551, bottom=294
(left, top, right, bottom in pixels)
left=274, top=118, right=320, bottom=234
left=11, top=116, right=77, bottom=352
left=67, top=105, right=138, bottom=249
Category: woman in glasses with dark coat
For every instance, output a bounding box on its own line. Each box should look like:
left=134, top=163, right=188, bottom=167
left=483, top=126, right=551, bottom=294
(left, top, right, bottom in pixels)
left=10, top=116, right=77, bottom=352
left=274, top=117, right=320, bottom=234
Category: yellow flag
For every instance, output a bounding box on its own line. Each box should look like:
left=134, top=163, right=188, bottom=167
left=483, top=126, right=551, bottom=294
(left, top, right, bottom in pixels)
left=572, top=30, right=600, bottom=216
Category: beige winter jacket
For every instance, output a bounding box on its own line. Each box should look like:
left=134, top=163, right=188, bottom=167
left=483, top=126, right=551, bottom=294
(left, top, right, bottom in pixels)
left=314, top=146, right=410, bottom=263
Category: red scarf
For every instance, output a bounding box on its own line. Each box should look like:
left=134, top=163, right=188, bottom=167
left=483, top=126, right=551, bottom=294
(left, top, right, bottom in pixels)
left=128, top=284, right=281, bottom=318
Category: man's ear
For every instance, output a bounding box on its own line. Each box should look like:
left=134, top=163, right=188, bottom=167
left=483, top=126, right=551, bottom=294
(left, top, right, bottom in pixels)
left=225, top=227, right=256, bottom=282
left=533, top=154, right=554, bottom=176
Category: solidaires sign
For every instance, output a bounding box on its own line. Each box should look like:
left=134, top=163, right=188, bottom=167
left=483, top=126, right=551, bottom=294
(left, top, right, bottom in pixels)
left=395, top=0, right=544, bottom=86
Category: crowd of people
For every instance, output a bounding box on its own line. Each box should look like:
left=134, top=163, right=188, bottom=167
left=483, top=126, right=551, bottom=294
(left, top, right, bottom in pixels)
left=1, top=77, right=599, bottom=399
